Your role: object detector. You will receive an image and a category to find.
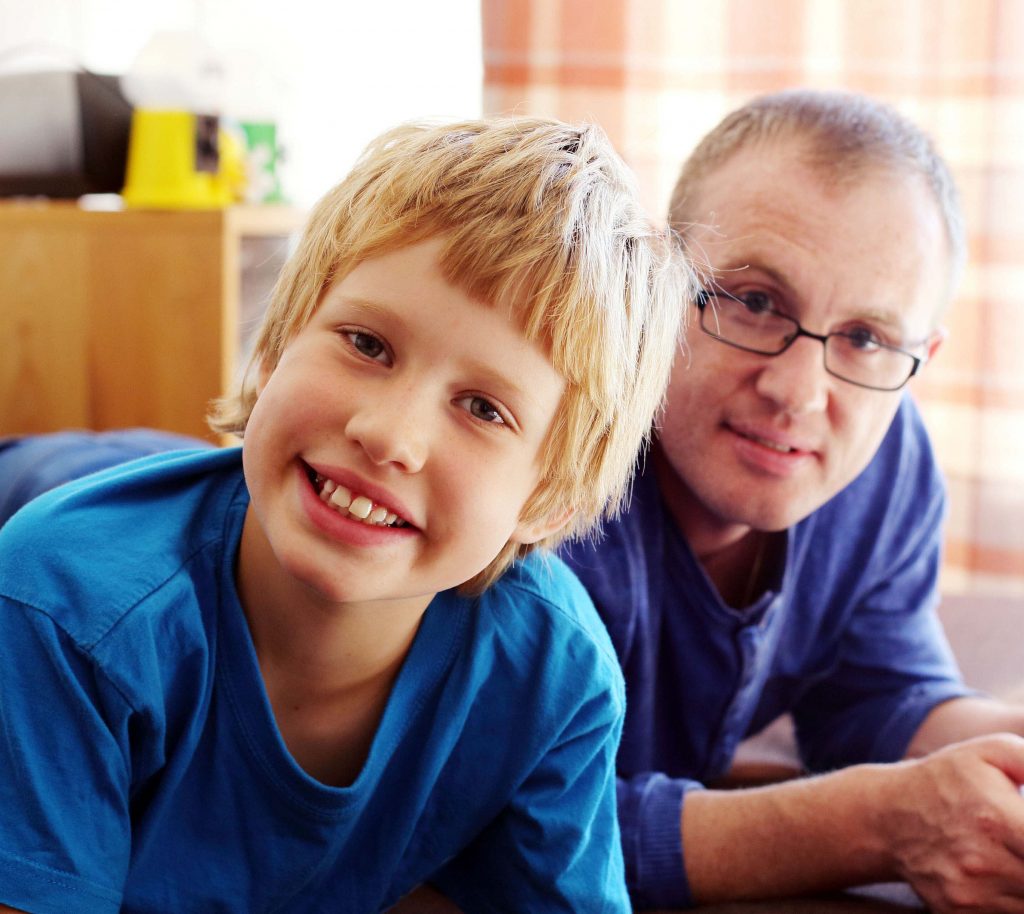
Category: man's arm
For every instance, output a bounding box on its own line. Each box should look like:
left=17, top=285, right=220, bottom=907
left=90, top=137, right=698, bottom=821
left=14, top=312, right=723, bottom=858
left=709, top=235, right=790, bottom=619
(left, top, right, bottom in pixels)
left=907, top=696, right=1024, bottom=756
left=680, top=733, right=1024, bottom=914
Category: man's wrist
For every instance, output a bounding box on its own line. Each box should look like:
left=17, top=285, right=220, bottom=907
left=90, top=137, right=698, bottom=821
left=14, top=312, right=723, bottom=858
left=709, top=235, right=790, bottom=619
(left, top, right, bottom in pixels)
left=681, top=764, right=903, bottom=904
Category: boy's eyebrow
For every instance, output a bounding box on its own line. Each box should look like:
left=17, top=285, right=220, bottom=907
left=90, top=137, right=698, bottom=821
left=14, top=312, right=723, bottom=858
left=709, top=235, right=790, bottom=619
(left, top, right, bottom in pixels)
left=458, top=357, right=534, bottom=405
left=332, top=297, right=396, bottom=321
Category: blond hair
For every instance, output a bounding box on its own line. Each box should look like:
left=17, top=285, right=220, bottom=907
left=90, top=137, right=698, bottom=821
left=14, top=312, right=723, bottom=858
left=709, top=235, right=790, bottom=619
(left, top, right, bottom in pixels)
left=669, top=88, right=965, bottom=292
left=211, top=117, right=692, bottom=592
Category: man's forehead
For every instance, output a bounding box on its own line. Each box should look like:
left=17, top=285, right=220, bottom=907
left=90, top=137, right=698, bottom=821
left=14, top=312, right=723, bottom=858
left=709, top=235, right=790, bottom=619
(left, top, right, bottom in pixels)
left=686, top=165, right=949, bottom=332
left=686, top=146, right=851, bottom=230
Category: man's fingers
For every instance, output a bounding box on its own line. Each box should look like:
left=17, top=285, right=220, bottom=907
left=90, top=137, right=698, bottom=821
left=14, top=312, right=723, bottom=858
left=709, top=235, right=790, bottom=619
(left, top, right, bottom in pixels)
left=977, top=733, right=1024, bottom=786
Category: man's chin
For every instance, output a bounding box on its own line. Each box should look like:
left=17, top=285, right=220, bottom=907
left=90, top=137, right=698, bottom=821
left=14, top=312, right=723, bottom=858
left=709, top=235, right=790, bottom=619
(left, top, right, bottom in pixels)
left=710, top=488, right=821, bottom=535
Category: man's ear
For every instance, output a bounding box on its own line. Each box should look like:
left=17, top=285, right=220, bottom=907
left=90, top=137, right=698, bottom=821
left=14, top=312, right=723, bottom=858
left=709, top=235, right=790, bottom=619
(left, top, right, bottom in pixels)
left=510, top=506, right=576, bottom=546
left=925, top=326, right=947, bottom=363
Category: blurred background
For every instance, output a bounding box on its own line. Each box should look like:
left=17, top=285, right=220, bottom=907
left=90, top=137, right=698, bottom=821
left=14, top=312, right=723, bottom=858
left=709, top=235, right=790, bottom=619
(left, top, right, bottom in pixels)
left=1, top=0, right=1021, bottom=597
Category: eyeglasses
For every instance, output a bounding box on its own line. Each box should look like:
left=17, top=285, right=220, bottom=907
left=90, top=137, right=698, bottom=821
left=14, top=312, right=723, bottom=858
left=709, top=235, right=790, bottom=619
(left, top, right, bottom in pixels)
left=695, top=289, right=928, bottom=392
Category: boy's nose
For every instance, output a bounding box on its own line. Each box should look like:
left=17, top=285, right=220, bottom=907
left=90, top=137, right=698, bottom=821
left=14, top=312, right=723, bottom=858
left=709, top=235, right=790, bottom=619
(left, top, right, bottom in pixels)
left=753, top=335, right=830, bottom=416
left=344, top=388, right=429, bottom=473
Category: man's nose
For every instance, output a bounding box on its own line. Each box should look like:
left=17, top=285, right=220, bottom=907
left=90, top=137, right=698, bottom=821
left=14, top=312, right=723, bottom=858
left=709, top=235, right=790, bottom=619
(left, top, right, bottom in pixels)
left=344, top=384, right=429, bottom=473
left=753, top=335, right=830, bottom=416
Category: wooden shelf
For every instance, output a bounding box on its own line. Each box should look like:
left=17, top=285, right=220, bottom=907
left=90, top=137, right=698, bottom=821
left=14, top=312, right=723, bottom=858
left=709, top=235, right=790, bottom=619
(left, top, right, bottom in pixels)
left=0, top=202, right=305, bottom=441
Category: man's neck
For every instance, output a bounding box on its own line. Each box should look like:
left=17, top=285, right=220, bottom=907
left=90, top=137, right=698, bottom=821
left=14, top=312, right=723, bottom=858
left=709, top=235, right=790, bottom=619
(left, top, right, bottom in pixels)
left=651, top=444, right=775, bottom=607
left=651, top=444, right=751, bottom=555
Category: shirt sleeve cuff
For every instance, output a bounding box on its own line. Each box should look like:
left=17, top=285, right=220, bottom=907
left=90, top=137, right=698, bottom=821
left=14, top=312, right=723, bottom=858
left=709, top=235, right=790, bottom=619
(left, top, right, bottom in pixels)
left=625, top=774, right=703, bottom=909
left=872, top=682, right=980, bottom=761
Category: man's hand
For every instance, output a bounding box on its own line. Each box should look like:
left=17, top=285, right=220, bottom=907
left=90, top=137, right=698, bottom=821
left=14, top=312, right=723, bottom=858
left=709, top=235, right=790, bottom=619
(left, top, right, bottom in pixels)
left=879, top=734, right=1024, bottom=913
left=682, top=733, right=1024, bottom=912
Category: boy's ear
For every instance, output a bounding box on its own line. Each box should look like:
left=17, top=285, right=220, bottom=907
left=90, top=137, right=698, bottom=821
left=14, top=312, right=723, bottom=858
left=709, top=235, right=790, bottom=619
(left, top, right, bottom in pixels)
left=510, top=506, right=576, bottom=546
left=255, top=357, right=274, bottom=395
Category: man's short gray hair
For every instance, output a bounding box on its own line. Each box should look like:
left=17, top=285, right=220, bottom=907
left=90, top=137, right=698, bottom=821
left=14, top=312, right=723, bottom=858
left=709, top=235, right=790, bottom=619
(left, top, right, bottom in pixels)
left=669, top=88, right=965, bottom=291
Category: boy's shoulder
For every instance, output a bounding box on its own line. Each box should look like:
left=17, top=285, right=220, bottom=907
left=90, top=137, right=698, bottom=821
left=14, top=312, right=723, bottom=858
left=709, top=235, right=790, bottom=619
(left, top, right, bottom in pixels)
left=0, top=447, right=247, bottom=648
left=472, top=552, right=624, bottom=694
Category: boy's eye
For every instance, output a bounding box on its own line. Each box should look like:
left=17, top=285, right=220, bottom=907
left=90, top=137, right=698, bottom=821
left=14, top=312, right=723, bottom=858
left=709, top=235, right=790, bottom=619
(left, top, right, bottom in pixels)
left=456, top=395, right=507, bottom=426
left=343, top=330, right=390, bottom=364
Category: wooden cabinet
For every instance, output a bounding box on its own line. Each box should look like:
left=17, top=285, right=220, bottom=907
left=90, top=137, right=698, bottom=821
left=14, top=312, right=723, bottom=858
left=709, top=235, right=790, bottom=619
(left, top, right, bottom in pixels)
left=0, top=202, right=304, bottom=441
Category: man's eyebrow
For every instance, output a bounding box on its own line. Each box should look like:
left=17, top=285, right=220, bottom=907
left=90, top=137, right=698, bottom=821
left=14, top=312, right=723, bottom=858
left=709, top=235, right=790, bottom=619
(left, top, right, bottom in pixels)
left=714, top=257, right=908, bottom=333
left=713, top=256, right=790, bottom=294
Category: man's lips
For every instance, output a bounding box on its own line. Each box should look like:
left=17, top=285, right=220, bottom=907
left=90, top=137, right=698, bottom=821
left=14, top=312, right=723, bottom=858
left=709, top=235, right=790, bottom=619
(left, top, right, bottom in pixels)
left=725, top=421, right=818, bottom=458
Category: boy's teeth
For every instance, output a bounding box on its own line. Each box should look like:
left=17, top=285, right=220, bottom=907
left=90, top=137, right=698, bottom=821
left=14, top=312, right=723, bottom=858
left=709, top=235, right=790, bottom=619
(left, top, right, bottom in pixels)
left=312, top=470, right=408, bottom=528
left=349, top=496, right=373, bottom=519
left=329, top=485, right=352, bottom=508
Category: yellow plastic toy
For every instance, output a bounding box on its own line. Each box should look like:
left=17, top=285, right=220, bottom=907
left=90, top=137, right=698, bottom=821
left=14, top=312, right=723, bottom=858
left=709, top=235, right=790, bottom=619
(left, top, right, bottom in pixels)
left=122, top=109, right=246, bottom=209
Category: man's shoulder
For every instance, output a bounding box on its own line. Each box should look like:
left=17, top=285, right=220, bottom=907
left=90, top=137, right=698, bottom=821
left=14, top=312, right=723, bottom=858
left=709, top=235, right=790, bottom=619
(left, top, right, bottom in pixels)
left=0, top=447, right=247, bottom=648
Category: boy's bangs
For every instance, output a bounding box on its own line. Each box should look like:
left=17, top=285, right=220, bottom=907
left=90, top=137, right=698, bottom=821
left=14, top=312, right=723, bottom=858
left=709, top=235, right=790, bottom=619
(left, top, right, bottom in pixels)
left=437, top=223, right=618, bottom=416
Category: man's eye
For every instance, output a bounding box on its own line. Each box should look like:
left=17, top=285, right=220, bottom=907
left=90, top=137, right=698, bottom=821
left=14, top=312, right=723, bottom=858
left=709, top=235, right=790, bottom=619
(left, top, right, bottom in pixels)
left=736, top=291, right=774, bottom=315
left=344, top=330, right=389, bottom=363
left=843, top=327, right=884, bottom=352
left=458, top=395, right=506, bottom=425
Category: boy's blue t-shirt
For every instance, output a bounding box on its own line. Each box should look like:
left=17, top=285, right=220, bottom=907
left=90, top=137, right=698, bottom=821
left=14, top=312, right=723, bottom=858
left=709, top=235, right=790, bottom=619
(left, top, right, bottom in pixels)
left=0, top=447, right=628, bottom=914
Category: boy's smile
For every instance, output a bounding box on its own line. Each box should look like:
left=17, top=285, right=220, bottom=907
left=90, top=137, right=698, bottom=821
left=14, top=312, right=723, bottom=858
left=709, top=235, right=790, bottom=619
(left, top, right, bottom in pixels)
left=238, top=237, right=569, bottom=613
left=296, top=460, right=419, bottom=551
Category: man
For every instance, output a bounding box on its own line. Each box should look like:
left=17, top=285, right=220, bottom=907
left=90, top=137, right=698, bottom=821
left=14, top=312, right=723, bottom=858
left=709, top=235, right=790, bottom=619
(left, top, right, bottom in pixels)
left=562, top=88, right=1024, bottom=913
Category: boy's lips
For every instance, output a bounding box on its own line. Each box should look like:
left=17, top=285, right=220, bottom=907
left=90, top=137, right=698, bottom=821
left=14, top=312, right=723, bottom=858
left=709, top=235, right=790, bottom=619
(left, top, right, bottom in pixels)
left=300, top=460, right=418, bottom=530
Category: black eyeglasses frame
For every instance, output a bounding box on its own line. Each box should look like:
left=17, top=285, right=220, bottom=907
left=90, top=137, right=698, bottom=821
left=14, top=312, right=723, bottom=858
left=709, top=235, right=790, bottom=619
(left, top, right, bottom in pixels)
left=694, top=289, right=926, bottom=393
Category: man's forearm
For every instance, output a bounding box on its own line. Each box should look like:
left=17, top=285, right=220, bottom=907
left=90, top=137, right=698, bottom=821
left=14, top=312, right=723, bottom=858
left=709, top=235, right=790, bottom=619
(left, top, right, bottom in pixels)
left=905, top=696, right=1024, bottom=758
left=682, top=763, right=897, bottom=904
left=681, top=734, right=1024, bottom=913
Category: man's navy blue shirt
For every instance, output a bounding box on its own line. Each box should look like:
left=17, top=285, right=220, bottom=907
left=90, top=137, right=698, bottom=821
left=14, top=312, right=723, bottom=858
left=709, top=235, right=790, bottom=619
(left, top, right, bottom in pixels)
left=561, top=395, right=971, bottom=909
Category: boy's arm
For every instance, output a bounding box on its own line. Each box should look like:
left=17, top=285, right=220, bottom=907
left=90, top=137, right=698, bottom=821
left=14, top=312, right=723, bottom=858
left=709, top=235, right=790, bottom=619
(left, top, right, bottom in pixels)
left=0, top=598, right=131, bottom=914
left=431, top=679, right=629, bottom=913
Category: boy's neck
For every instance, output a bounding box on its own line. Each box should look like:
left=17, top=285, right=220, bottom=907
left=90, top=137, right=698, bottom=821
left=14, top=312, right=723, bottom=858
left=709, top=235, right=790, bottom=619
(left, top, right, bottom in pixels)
left=235, top=505, right=429, bottom=688
left=235, top=505, right=430, bottom=785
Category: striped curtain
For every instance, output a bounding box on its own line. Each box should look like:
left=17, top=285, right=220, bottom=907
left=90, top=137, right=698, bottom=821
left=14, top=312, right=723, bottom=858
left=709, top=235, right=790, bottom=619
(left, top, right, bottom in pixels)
left=482, top=0, right=1024, bottom=595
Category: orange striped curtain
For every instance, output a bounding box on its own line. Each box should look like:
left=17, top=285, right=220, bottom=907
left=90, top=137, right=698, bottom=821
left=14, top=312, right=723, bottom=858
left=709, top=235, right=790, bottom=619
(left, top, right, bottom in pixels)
left=482, top=0, right=1024, bottom=595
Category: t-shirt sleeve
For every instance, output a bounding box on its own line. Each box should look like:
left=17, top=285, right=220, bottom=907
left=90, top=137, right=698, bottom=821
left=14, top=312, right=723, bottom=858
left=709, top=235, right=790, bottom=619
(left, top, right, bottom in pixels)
left=791, top=427, right=975, bottom=771
left=0, top=597, right=133, bottom=914
left=433, top=676, right=629, bottom=913
left=429, top=564, right=632, bottom=914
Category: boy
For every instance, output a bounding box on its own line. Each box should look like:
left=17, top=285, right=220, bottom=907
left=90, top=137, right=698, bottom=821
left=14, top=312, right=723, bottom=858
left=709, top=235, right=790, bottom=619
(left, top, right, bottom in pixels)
left=0, top=118, right=689, bottom=913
